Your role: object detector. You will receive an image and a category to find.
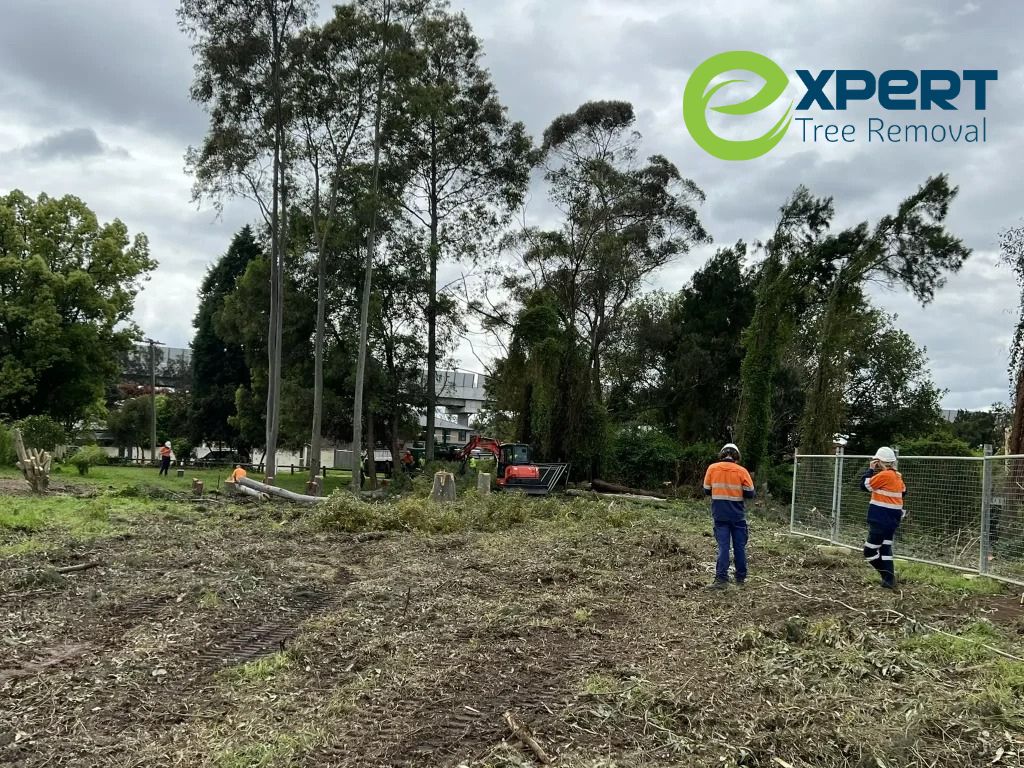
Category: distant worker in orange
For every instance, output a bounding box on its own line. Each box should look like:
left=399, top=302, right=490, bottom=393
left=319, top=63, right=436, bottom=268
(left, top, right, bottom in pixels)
left=859, top=447, right=907, bottom=590
left=702, top=443, right=756, bottom=590
left=159, top=441, right=173, bottom=476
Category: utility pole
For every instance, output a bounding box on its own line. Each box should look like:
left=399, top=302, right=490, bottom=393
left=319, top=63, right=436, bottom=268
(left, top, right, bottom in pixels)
left=145, top=338, right=162, bottom=464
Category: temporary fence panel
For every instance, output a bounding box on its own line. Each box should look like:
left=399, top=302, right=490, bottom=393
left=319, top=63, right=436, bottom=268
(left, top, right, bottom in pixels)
left=791, top=450, right=1024, bottom=585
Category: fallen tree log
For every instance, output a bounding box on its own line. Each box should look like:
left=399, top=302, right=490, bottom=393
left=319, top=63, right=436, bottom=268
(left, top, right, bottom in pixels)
left=225, top=482, right=269, bottom=501
left=590, top=479, right=668, bottom=499
left=237, top=476, right=323, bottom=504
left=567, top=489, right=674, bottom=507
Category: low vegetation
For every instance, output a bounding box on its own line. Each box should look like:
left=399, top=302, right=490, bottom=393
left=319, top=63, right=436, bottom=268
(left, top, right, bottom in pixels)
left=2, top=479, right=1022, bottom=767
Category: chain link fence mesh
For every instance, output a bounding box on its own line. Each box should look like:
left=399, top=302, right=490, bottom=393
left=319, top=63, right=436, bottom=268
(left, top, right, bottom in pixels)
left=791, top=452, right=1024, bottom=585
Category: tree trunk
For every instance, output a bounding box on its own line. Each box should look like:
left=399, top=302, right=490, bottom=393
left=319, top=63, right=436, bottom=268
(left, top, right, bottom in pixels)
left=309, top=205, right=328, bottom=482
left=425, top=119, right=439, bottom=462
left=265, top=15, right=286, bottom=482
left=352, top=0, right=390, bottom=493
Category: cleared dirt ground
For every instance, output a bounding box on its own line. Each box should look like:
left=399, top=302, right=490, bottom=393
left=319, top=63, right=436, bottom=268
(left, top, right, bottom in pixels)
left=2, top=486, right=1024, bottom=768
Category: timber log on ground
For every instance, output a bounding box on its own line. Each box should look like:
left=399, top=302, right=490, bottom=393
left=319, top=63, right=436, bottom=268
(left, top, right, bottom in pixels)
left=590, top=479, right=669, bottom=499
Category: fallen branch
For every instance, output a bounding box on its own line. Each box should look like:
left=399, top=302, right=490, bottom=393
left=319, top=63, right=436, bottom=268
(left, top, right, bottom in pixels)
left=566, top=489, right=672, bottom=506
left=503, top=710, right=553, bottom=765
left=55, top=562, right=100, bottom=575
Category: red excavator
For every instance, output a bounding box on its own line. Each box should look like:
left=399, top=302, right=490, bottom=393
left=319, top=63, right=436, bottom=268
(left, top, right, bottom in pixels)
left=457, top=436, right=569, bottom=496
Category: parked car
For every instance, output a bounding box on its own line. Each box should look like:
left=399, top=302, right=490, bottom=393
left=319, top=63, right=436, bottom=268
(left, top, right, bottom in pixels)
left=196, top=449, right=246, bottom=465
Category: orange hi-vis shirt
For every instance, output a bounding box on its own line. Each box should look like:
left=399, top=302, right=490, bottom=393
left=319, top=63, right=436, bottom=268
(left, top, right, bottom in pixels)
left=703, top=460, right=755, bottom=521
left=861, top=467, right=906, bottom=525
left=230, top=466, right=247, bottom=483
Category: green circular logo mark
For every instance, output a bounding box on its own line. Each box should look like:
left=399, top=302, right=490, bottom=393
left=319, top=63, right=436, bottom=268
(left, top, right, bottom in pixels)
left=683, top=51, right=794, bottom=161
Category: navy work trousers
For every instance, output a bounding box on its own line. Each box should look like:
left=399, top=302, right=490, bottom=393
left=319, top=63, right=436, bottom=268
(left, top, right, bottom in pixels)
left=864, top=522, right=898, bottom=586
left=714, top=518, right=748, bottom=582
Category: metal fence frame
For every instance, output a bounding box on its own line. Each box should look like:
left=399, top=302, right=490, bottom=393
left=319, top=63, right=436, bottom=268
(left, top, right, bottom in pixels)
left=790, top=447, right=1024, bottom=587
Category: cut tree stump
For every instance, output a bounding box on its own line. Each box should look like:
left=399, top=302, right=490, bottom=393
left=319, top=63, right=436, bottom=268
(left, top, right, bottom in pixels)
left=12, top=428, right=51, bottom=494
left=191, top=479, right=205, bottom=497
left=305, top=477, right=323, bottom=497
left=431, top=471, right=457, bottom=502
left=476, top=472, right=491, bottom=495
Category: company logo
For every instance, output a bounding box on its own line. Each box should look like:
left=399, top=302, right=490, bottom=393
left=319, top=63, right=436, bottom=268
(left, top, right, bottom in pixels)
left=683, top=51, right=998, bottom=161
left=683, top=51, right=793, bottom=161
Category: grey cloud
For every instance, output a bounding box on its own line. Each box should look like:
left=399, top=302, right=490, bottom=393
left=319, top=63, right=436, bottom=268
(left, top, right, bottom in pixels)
left=4, top=127, right=130, bottom=162
left=0, top=1, right=205, bottom=143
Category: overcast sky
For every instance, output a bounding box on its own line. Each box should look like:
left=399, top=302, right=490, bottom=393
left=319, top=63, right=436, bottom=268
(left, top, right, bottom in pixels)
left=1, top=0, right=1021, bottom=409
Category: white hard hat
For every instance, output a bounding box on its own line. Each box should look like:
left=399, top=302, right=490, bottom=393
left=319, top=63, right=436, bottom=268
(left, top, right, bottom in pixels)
left=165, top=441, right=172, bottom=447
left=873, top=446, right=897, bottom=463
left=720, top=443, right=741, bottom=460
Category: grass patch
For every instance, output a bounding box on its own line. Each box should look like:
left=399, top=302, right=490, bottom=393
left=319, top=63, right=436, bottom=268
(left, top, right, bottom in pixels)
left=573, top=607, right=593, bottom=624
left=896, top=560, right=1004, bottom=595
left=212, top=732, right=314, bottom=768
left=316, top=489, right=702, bottom=536
left=221, top=652, right=292, bottom=683
left=900, top=620, right=1009, bottom=664
left=581, top=674, right=620, bottom=695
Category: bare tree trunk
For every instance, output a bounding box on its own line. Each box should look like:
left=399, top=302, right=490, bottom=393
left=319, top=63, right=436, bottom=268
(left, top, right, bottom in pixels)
left=352, top=0, right=390, bottom=493
left=265, top=9, right=287, bottom=482
left=425, top=117, right=439, bottom=462
left=308, top=183, right=334, bottom=482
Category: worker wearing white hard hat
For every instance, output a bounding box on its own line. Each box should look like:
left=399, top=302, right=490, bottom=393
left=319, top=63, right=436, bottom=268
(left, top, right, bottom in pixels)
left=860, top=446, right=906, bottom=589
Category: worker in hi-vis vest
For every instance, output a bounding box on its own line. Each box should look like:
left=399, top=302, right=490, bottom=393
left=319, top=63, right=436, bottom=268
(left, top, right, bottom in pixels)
left=859, top=447, right=907, bottom=590
left=702, top=443, right=756, bottom=590
left=159, top=441, right=173, bottom=476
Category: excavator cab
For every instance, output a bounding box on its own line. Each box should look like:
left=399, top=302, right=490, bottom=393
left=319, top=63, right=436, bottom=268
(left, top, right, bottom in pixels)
left=497, top=442, right=546, bottom=494
left=497, top=443, right=532, bottom=475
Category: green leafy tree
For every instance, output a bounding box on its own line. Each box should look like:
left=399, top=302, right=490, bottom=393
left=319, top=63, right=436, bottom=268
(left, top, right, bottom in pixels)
left=12, top=415, right=67, bottom=452
left=841, top=308, right=944, bottom=453
left=1001, top=224, right=1024, bottom=455
left=190, top=225, right=260, bottom=449
left=605, top=243, right=755, bottom=444
left=401, top=7, right=533, bottom=460
left=0, top=190, right=155, bottom=427
left=799, top=175, right=970, bottom=453
left=107, top=397, right=151, bottom=458
left=736, top=187, right=834, bottom=474
left=949, top=407, right=1008, bottom=452
left=179, top=0, right=314, bottom=478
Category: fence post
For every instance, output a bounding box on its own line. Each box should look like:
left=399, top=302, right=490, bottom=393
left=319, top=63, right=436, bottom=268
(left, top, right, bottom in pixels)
left=834, top=443, right=845, bottom=542
left=790, top=448, right=799, bottom=532
left=980, top=444, right=993, bottom=574
left=830, top=450, right=841, bottom=543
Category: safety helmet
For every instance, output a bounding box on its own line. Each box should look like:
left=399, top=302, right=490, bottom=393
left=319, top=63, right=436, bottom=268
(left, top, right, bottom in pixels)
left=164, top=441, right=172, bottom=448
left=719, top=443, right=741, bottom=462
left=873, top=446, right=897, bottom=464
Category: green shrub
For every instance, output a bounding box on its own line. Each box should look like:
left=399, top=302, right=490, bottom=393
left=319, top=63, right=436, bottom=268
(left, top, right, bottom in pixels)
left=607, top=424, right=685, bottom=491
left=12, top=415, right=67, bottom=452
left=0, top=423, right=16, bottom=467
left=171, top=438, right=193, bottom=462
left=69, top=445, right=107, bottom=475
